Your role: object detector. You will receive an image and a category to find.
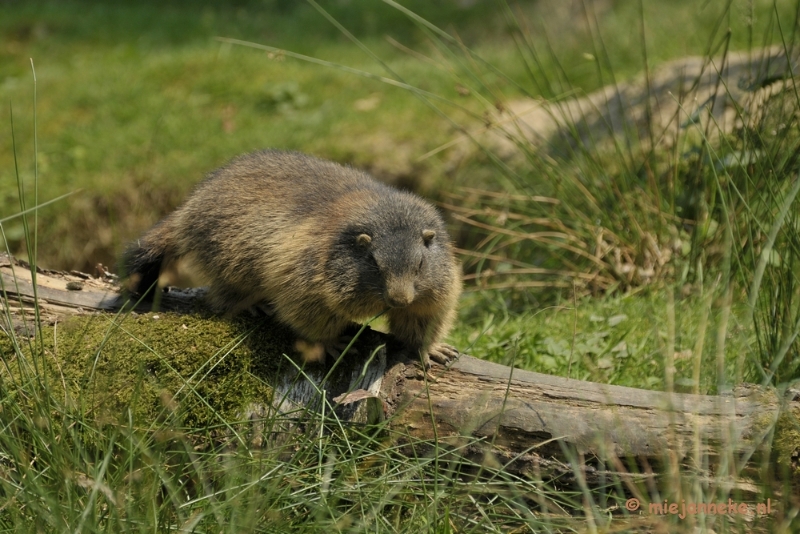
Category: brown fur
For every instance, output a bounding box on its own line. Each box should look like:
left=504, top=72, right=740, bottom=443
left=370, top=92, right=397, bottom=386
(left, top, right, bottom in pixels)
left=123, top=150, right=462, bottom=365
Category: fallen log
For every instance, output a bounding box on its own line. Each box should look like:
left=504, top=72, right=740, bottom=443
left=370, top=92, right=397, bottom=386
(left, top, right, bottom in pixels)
left=1, top=253, right=798, bottom=493
left=477, top=46, right=798, bottom=160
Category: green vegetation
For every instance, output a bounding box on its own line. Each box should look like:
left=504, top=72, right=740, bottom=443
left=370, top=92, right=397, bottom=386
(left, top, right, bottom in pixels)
left=1, top=0, right=794, bottom=271
left=452, top=291, right=754, bottom=392
left=2, top=0, right=800, bottom=532
left=1, top=0, right=511, bottom=270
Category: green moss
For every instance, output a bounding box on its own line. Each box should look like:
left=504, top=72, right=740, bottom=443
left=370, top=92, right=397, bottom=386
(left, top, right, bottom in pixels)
left=1, top=312, right=297, bottom=430
left=773, top=407, right=800, bottom=479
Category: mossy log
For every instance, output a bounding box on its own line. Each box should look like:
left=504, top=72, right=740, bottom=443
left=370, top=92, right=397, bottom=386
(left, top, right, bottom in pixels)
left=1, top=253, right=799, bottom=490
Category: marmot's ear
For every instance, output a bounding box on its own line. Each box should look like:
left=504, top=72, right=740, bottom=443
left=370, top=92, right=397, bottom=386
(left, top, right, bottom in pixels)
left=422, top=229, right=436, bottom=244
left=356, top=234, right=372, bottom=247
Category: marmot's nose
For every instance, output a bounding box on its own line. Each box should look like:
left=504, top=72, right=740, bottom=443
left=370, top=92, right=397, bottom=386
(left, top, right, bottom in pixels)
left=385, top=286, right=415, bottom=308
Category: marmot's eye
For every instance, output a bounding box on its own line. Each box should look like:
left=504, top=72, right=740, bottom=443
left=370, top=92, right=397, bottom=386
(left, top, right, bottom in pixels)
left=418, top=258, right=424, bottom=272
left=356, top=233, right=372, bottom=247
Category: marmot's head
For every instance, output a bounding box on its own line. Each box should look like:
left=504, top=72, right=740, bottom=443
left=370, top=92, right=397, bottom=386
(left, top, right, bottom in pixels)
left=325, top=191, right=455, bottom=313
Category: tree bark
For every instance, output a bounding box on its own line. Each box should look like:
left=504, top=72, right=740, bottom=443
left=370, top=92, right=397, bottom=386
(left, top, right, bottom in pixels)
left=2, top=253, right=798, bottom=490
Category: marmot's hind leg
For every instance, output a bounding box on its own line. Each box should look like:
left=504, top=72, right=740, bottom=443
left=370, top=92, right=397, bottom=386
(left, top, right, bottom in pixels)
left=204, top=284, right=267, bottom=317
left=121, top=244, right=164, bottom=297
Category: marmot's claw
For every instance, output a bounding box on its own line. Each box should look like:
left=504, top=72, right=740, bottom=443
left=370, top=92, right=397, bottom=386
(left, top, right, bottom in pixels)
left=326, top=338, right=360, bottom=360
left=246, top=302, right=275, bottom=317
left=427, top=343, right=459, bottom=366
left=336, top=335, right=360, bottom=355
left=326, top=345, right=341, bottom=360
left=256, top=302, right=275, bottom=316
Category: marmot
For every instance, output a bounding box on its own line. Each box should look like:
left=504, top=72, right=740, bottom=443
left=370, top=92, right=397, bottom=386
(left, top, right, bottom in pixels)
left=123, top=149, right=461, bottom=366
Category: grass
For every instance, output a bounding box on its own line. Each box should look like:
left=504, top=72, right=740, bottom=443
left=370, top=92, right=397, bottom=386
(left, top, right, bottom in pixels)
left=1, top=0, right=794, bottom=271
left=2, top=0, right=532, bottom=271
left=452, top=287, right=754, bottom=393
left=2, top=0, right=800, bottom=532
left=432, top=0, right=800, bottom=387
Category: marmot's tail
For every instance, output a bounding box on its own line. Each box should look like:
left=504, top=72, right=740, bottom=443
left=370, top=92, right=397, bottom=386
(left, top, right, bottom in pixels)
left=120, top=220, right=172, bottom=298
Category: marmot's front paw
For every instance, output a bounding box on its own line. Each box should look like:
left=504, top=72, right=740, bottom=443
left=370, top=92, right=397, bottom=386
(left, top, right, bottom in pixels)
left=427, top=343, right=459, bottom=366
left=295, top=340, right=326, bottom=363
left=295, top=337, right=361, bottom=364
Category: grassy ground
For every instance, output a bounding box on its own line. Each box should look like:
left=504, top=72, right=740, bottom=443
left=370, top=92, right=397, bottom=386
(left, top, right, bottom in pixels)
left=452, top=286, right=754, bottom=392
left=2, top=0, right=799, bottom=532
left=1, top=0, right=792, bottom=271
left=1, top=0, right=509, bottom=270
